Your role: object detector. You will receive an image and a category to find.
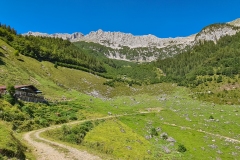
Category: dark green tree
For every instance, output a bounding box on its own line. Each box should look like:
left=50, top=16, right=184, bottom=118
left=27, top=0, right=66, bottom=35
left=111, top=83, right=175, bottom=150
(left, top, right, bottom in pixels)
left=4, top=84, right=16, bottom=105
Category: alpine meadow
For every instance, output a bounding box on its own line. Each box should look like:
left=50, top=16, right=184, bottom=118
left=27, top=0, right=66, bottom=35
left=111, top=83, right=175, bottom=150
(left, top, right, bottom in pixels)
left=0, top=18, right=240, bottom=160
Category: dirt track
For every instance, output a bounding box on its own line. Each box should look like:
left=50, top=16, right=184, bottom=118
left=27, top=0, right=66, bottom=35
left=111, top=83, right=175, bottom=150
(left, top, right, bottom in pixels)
left=23, top=119, right=102, bottom=160
left=23, top=113, right=145, bottom=159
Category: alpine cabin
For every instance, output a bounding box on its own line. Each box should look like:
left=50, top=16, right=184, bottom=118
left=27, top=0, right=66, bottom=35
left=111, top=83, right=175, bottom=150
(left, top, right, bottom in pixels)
left=0, top=85, right=46, bottom=103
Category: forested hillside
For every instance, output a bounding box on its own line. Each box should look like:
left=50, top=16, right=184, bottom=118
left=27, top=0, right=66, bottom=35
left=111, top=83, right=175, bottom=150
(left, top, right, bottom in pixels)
left=156, top=29, right=240, bottom=86
left=0, top=23, right=162, bottom=84
left=74, top=41, right=188, bottom=61
left=0, top=23, right=106, bottom=73
left=155, top=24, right=240, bottom=104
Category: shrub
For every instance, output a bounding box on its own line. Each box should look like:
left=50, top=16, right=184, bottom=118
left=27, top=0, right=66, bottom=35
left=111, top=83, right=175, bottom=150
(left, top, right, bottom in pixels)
left=3, top=94, right=15, bottom=105
left=162, top=134, right=168, bottom=140
left=209, top=115, right=214, bottom=119
left=54, top=62, right=58, bottom=68
left=161, top=132, right=168, bottom=140
left=177, top=144, right=187, bottom=152
left=150, top=128, right=158, bottom=136
left=14, top=50, right=19, bottom=56
left=60, top=121, right=94, bottom=144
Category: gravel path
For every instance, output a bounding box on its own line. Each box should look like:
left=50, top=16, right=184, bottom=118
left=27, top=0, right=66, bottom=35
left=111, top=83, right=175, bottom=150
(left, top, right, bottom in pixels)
left=23, top=119, right=103, bottom=160
left=23, top=114, right=142, bottom=160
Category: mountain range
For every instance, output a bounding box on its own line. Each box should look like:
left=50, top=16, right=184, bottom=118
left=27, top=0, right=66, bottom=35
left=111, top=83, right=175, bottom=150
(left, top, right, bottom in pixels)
left=23, top=18, right=240, bottom=62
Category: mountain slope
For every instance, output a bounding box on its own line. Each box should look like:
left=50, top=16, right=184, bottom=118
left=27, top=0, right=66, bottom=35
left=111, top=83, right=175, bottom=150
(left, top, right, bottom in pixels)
left=195, top=23, right=239, bottom=43
left=0, top=36, right=163, bottom=100
left=24, top=30, right=195, bottom=62
left=23, top=18, right=240, bottom=62
left=156, top=27, right=240, bottom=104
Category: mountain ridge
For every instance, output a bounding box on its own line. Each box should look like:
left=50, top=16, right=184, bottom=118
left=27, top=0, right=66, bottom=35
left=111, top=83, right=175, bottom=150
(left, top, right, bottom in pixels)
left=23, top=18, right=240, bottom=62
left=24, top=29, right=195, bottom=49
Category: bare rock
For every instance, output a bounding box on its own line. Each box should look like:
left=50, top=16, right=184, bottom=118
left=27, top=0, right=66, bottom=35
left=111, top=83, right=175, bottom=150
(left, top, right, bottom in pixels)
left=145, top=135, right=152, bottom=140
left=162, top=146, right=171, bottom=154
left=166, top=137, right=176, bottom=143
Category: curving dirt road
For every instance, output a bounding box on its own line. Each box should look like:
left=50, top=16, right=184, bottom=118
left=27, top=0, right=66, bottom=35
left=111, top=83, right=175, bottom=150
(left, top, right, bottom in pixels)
left=23, top=113, right=149, bottom=160
left=23, top=120, right=102, bottom=160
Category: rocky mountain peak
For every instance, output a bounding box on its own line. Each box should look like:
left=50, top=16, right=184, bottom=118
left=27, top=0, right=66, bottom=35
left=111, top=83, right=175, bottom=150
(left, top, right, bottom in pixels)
left=22, top=18, right=240, bottom=62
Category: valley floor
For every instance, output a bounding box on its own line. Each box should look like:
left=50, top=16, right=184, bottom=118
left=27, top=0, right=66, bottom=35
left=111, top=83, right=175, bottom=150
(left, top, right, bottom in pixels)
left=23, top=110, right=240, bottom=159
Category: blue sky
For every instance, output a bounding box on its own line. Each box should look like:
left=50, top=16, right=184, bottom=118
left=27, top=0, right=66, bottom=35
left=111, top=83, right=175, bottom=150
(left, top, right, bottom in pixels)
left=1, top=0, right=239, bottom=38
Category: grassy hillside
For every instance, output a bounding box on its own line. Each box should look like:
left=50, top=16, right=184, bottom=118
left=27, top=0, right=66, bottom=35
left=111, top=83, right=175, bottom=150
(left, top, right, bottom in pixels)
left=0, top=24, right=163, bottom=84
left=0, top=37, right=165, bottom=99
left=0, top=119, right=26, bottom=159
left=83, top=119, right=152, bottom=159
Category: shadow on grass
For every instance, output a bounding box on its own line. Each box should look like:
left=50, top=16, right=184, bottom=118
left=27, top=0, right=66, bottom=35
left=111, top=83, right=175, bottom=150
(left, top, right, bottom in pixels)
left=0, top=51, right=5, bottom=56
left=0, top=59, right=4, bottom=65
left=0, top=51, right=5, bottom=65
left=17, top=58, right=24, bottom=62
left=0, top=56, right=5, bottom=65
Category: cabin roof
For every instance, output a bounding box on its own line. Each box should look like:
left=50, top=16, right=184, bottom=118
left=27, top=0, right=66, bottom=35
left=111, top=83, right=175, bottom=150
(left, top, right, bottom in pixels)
left=0, top=86, right=6, bottom=90
left=0, top=85, right=42, bottom=93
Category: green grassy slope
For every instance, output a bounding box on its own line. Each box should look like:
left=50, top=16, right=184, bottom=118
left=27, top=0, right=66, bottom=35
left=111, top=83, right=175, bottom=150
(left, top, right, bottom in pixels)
left=0, top=119, right=26, bottom=159
left=0, top=37, right=169, bottom=100
left=83, top=119, right=152, bottom=159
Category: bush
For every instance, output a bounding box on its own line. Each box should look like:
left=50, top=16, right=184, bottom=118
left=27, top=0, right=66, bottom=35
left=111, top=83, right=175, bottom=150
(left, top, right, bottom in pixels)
left=162, top=134, right=168, bottom=140
left=60, top=121, right=94, bottom=144
left=150, top=128, right=158, bottom=136
left=3, top=94, right=15, bottom=105
left=161, top=132, right=168, bottom=140
left=217, top=76, right=222, bottom=83
left=209, top=115, right=214, bottom=119
left=177, top=144, right=187, bottom=152
left=14, top=50, right=19, bottom=56
left=54, top=62, right=58, bottom=68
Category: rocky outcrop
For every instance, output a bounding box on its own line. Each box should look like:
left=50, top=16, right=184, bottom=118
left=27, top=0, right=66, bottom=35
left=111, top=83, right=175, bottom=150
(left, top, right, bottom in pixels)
left=24, top=30, right=195, bottom=49
left=195, top=24, right=239, bottom=43
left=228, top=18, right=240, bottom=27
left=80, top=29, right=195, bottom=49
left=23, top=31, right=84, bottom=41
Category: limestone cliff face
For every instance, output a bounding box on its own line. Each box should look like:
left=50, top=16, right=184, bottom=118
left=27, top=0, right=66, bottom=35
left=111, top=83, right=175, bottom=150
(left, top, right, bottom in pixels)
left=24, top=30, right=195, bottom=49
left=228, top=18, right=240, bottom=27
left=23, top=18, right=240, bottom=62
left=80, top=29, right=195, bottom=49
left=195, top=24, right=239, bottom=43
left=24, top=32, right=84, bottom=41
